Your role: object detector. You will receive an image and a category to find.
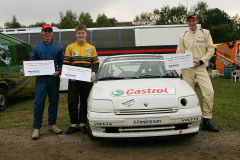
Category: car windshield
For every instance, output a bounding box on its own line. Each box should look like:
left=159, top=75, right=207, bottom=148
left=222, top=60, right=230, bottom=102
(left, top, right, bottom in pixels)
left=96, top=60, right=179, bottom=81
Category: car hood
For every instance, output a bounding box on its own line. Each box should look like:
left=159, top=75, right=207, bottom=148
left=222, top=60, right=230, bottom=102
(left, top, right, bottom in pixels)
left=89, top=78, right=196, bottom=110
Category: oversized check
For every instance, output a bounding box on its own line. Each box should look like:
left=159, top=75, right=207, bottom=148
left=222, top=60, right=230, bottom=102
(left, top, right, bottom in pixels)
left=23, top=60, right=55, bottom=76
left=61, top=65, right=92, bottom=82
left=164, top=52, right=194, bottom=70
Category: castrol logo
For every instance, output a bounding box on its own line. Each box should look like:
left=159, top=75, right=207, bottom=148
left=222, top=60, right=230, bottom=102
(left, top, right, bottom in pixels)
left=111, top=90, right=125, bottom=96
left=111, top=88, right=176, bottom=97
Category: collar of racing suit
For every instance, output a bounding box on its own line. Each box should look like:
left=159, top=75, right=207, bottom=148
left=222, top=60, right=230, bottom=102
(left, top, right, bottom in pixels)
left=188, top=27, right=199, bottom=34
left=76, top=41, right=86, bottom=46
left=43, top=39, right=53, bottom=45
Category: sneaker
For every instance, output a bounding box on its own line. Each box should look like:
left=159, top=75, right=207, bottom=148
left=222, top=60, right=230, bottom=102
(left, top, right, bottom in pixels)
left=49, top=125, right=62, bottom=134
left=32, top=129, right=40, bottom=140
left=202, top=118, right=220, bottom=132
left=80, top=126, right=88, bottom=134
left=65, top=127, right=80, bottom=135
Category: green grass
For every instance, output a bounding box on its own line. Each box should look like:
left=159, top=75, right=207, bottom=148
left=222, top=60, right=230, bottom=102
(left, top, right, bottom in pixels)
left=0, top=77, right=239, bottom=131
left=0, top=93, right=70, bottom=129
left=195, top=77, right=240, bottom=131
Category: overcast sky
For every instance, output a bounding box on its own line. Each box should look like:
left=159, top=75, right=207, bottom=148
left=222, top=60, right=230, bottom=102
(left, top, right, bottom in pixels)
left=1, top=0, right=240, bottom=27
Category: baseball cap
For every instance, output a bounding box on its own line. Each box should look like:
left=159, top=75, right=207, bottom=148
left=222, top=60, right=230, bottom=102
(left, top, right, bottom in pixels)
left=186, top=12, right=198, bottom=20
left=41, top=24, right=53, bottom=31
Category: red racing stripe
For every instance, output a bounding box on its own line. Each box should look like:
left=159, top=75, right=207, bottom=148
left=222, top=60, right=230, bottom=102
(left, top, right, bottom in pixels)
left=97, top=48, right=176, bottom=55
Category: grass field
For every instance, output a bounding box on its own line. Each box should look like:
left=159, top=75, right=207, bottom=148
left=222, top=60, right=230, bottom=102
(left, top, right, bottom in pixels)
left=0, top=77, right=239, bottom=131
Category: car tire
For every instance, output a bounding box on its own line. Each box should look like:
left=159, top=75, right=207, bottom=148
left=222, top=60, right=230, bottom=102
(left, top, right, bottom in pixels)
left=86, top=120, right=96, bottom=140
left=0, top=88, right=7, bottom=111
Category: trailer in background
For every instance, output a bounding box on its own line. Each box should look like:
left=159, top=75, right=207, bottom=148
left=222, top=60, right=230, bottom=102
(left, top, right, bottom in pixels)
left=4, top=24, right=199, bottom=90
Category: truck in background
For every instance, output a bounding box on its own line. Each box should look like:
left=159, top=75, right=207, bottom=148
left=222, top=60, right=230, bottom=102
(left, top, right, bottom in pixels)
left=216, top=40, right=240, bottom=75
left=0, top=26, right=59, bottom=33
left=4, top=24, right=199, bottom=91
left=0, top=33, right=35, bottom=111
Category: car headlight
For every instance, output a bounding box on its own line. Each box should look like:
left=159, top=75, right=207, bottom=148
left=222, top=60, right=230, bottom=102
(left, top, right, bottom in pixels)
left=88, top=99, right=114, bottom=112
left=178, top=94, right=200, bottom=108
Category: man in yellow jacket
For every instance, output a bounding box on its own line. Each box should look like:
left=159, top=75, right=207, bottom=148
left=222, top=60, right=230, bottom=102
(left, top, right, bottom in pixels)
left=176, top=12, right=219, bottom=132
left=63, top=25, right=99, bottom=134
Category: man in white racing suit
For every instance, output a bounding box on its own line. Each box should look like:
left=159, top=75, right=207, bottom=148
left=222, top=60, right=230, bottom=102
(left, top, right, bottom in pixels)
left=176, top=12, right=219, bottom=132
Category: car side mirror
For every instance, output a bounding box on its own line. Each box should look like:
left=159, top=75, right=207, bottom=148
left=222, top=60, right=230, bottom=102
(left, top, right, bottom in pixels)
left=180, top=74, right=183, bottom=79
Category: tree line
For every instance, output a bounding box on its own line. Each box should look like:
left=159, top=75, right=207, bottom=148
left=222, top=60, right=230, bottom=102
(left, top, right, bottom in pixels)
left=133, top=1, right=240, bottom=43
left=1, top=1, right=240, bottom=43
left=2, top=11, right=112, bottom=30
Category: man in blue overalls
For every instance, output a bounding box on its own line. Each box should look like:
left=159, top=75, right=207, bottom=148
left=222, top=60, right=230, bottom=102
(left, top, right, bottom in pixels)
left=21, top=24, right=64, bottom=140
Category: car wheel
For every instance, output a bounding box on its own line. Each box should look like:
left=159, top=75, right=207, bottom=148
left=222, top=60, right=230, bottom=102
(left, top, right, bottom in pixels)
left=0, top=88, right=7, bottom=111
left=86, top=120, right=96, bottom=140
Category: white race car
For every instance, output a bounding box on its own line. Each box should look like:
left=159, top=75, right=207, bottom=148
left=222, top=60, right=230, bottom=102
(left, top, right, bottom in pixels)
left=87, top=54, right=202, bottom=139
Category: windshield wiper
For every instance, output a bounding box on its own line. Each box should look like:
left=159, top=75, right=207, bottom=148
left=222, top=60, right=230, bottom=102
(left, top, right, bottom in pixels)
left=137, top=75, right=162, bottom=78
left=96, top=75, right=177, bottom=81
left=161, top=75, right=178, bottom=78
left=137, top=75, right=178, bottom=78
left=96, top=77, right=126, bottom=81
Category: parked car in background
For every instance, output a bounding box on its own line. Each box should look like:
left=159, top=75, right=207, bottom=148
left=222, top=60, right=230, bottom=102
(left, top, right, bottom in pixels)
left=87, top=54, right=202, bottom=139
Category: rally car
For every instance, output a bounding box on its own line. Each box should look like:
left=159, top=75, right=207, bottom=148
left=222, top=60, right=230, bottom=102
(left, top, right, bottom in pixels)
left=87, top=54, right=202, bottom=139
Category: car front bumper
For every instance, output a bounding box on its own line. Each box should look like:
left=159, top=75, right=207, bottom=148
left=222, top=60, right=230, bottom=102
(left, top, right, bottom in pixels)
left=87, top=107, right=202, bottom=138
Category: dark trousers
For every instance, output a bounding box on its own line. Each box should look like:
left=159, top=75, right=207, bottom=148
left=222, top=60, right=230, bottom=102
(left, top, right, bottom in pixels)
left=67, top=80, right=92, bottom=124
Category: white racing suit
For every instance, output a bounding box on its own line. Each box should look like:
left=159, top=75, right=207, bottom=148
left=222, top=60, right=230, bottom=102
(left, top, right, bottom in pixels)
left=176, top=27, right=214, bottom=119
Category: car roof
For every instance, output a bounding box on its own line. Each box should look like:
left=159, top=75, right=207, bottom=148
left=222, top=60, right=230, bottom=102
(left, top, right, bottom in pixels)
left=103, top=54, right=164, bottom=63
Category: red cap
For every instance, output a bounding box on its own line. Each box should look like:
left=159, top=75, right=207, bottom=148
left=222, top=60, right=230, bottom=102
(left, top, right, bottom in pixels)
left=41, top=24, right=53, bottom=31
left=186, top=12, right=198, bottom=20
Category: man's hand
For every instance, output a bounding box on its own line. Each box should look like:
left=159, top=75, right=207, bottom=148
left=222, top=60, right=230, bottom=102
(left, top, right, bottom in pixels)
left=91, top=72, right=96, bottom=82
left=20, top=66, right=24, bottom=76
left=52, top=71, right=60, bottom=77
left=193, top=61, right=200, bottom=68
left=193, top=60, right=203, bottom=68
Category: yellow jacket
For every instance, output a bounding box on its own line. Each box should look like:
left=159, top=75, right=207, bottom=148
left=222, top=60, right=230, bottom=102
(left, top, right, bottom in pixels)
left=63, top=41, right=99, bottom=73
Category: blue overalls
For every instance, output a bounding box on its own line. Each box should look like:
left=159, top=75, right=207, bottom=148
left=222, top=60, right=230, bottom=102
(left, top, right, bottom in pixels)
left=31, top=40, right=64, bottom=128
